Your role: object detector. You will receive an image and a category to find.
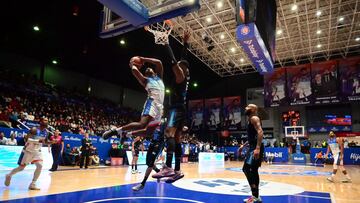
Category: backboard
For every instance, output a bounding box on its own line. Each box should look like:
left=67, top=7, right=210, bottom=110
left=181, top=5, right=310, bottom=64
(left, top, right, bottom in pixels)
left=285, top=126, right=305, bottom=139
left=98, top=0, right=200, bottom=38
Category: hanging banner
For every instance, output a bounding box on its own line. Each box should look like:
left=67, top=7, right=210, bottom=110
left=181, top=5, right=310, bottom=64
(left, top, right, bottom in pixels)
left=264, top=68, right=288, bottom=107
left=339, top=57, right=360, bottom=102
left=204, top=98, right=222, bottom=131
left=188, top=100, right=204, bottom=131
left=223, top=96, right=241, bottom=131
left=311, top=60, right=339, bottom=104
left=287, top=64, right=312, bottom=105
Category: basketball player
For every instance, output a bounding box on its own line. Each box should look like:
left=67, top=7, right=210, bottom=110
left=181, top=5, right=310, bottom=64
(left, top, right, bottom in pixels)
left=102, top=56, right=164, bottom=139
left=131, top=136, right=144, bottom=174
left=4, top=118, right=51, bottom=190
left=325, top=131, right=352, bottom=183
left=239, top=104, right=264, bottom=203
left=131, top=120, right=166, bottom=191
left=152, top=30, right=190, bottom=183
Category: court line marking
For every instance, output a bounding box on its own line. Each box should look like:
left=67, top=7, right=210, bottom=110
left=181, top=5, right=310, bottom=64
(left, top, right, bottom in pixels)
left=292, top=194, right=331, bottom=200
left=85, top=197, right=205, bottom=203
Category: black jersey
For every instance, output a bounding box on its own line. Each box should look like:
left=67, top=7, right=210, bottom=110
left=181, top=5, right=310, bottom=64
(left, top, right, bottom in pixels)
left=170, top=74, right=190, bottom=108
left=247, top=116, right=260, bottom=149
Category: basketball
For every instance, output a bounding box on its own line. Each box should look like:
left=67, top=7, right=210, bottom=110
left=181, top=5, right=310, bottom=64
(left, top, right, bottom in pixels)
left=130, top=56, right=142, bottom=67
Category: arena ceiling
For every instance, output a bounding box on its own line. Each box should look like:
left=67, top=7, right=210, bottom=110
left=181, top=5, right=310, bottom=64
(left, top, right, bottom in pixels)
left=166, top=0, right=360, bottom=77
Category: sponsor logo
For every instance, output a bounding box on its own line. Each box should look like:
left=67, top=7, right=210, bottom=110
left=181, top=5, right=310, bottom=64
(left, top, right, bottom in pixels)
left=294, top=157, right=304, bottom=161
left=64, top=136, right=81, bottom=141
left=350, top=153, right=360, bottom=162
left=172, top=178, right=304, bottom=196
left=265, top=152, right=283, bottom=158
left=241, top=26, right=250, bottom=35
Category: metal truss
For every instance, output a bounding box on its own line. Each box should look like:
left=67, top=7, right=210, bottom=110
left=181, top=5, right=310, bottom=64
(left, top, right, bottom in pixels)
left=156, top=0, right=360, bottom=77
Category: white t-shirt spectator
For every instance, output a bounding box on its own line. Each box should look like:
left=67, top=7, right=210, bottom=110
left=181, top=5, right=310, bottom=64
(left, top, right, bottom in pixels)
left=6, top=138, right=17, bottom=146
left=0, top=137, right=8, bottom=145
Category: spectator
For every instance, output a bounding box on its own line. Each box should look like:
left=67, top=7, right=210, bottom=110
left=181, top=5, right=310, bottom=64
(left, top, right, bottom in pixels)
left=63, top=144, right=75, bottom=165
left=6, top=133, right=17, bottom=146
left=0, top=132, right=8, bottom=145
left=89, top=146, right=100, bottom=166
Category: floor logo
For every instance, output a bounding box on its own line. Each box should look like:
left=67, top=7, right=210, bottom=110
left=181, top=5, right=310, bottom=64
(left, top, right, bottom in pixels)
left=172, top=178, right=304, bottom=196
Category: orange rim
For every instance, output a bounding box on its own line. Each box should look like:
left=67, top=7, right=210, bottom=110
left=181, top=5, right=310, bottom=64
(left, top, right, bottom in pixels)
left=164, top=19, right=173, bottom=28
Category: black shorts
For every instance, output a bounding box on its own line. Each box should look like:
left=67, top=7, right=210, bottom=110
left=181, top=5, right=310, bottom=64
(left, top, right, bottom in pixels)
left=133, top=149, right=140, bottom=157
left=167, top=106, right=186, bottom=129
left=244, top=145, right=264, bottom=167
left=146, top=139, right=165, bottom=167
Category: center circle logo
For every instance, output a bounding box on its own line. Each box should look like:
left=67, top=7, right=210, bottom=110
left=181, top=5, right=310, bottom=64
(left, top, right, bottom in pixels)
left=172, top=178, right=304, bottom=196
left=241, top=26, right=250, bottom=35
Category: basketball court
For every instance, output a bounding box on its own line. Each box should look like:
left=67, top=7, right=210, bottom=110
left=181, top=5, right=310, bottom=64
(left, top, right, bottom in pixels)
left=1, top=0, right=360, bottom=203
left=0, top=162, right=359, bottom=203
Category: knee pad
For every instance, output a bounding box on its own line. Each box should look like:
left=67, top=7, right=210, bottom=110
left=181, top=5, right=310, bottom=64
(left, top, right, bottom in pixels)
left=175, top=143, right=182, bottom=157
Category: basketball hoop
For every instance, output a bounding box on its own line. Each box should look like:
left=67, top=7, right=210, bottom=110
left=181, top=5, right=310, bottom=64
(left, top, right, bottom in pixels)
left=144, top=20, right=173, bottom=45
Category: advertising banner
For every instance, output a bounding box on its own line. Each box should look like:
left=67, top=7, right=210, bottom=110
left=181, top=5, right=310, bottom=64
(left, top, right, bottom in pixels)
left=205, top=98, right=222, bottom=131
left=223, top=96, right=241, bottom=131
left=339, top=57, right=360, bottom=102
left=188, top=100, right=204, bottom=131
left=287, top=64, right=312, bottom=105
left=264, top=68, right=287, bottom=107
left=311, top=61, right=339, bottom=104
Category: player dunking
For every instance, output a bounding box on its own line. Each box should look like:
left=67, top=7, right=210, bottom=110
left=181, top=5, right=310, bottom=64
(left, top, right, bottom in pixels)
left=239, top=104, right=264, bottom=203
left=4, top=118, right=51, bottom=190
left=152, top=30, right=190, bottom=183
left=325, top=131, right=352, bottom=183
left=131, top=136, right=144, bottom=174
left=102, top=56, right=165, bottom=139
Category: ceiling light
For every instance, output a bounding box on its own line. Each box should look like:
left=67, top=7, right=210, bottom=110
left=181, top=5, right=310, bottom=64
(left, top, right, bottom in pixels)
left=220, top=34, right=225, bottom=39
left=120, top=39, right=125, bottom=45
left=291, top=4, right=298, bottom=11
left=230, top=47, right=236, bottom=53
left=52, top=60, right=58, bottom=64
left=316, top=44, right=322, bottom=48
left=316, top=11, right=322, bottom=17
left=240, top=58, right=244, bottom=63
left=33, top=26, right=40, bottom=31
left=206, top=17, right=212, bottom=23
left=355, top=37, right=360, bottom=42
left=316, top=30, right=322, bottom=35
left=217, top=1, right=223, bottom=8
left=277, top=30, right=283, bottom=35
left=338, top=17, right=344, bottom=22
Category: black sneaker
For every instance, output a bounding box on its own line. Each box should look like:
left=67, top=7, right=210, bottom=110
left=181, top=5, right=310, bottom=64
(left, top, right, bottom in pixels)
left=102, top=129, right=118, bottom=140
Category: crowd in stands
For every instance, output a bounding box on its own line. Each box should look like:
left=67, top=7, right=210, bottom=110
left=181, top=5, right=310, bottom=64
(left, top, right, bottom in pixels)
left=0, top=71, right=140, bottom=136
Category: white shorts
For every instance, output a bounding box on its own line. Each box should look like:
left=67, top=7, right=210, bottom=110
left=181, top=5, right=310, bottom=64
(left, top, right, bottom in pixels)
left=19, top=151, right=43, bottom=166
left=333, top=152, right=343, bottom=166
left=142, top=98, right=163, bottom=122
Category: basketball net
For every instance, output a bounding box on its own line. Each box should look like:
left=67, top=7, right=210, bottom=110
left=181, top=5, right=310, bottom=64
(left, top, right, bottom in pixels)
left=144, top=20, right=173, bottom=45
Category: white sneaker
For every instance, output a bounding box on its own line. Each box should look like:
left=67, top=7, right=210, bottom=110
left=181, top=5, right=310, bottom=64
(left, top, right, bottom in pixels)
left=131, top=169, right=136, bottom=174
left=29, top=183, right=40, bottom=190
left=243, top=196, right=262, bottom=203
left=327, top=177, right=334, bottom=183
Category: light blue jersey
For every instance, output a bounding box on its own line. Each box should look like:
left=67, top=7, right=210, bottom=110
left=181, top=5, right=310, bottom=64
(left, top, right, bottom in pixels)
left=145, top=76, right=165, bottom=104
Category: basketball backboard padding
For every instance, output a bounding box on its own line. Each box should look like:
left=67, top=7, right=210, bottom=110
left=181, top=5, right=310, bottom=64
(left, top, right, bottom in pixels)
left=98, top=0, right=149, bottom=26
left=99, top=0, right=200, bottom=38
